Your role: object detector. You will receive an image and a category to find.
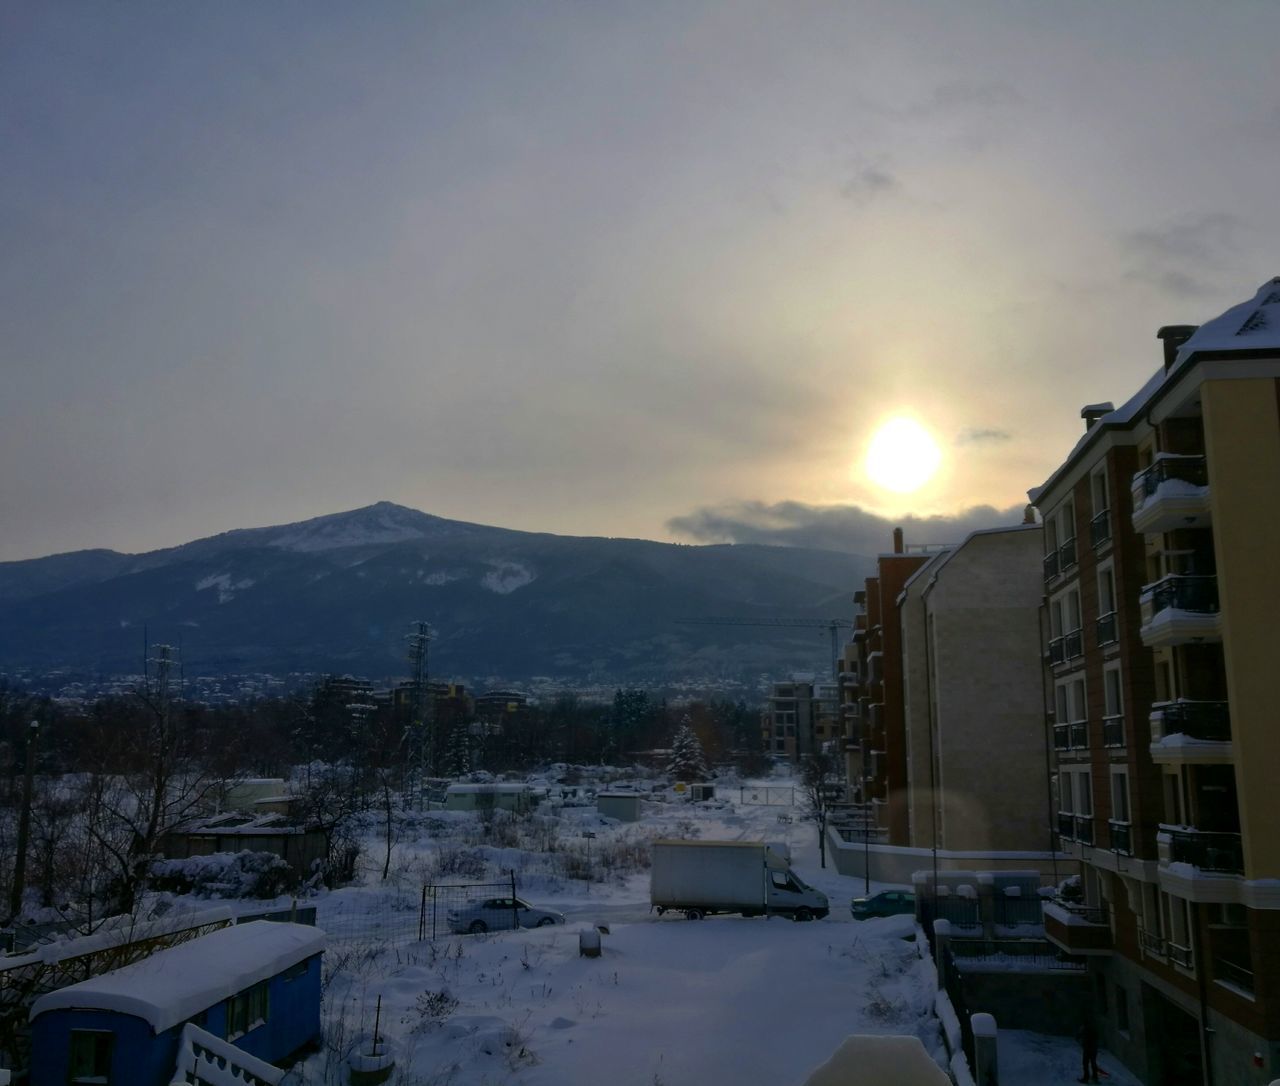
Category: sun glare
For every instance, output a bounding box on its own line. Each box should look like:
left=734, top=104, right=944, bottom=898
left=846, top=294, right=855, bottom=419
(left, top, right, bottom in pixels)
left=863, top=417, right=943, bottom=494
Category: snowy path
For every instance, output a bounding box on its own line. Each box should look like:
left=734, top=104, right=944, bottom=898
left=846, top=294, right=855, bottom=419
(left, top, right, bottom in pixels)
left=1000, top=1029, right=1142, bottom=1086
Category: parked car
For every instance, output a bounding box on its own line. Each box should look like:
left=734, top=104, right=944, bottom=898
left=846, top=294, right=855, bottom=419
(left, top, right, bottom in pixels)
left=447, top=897, right=566, bottom=934
left=850, top=889, right=915, bottom=920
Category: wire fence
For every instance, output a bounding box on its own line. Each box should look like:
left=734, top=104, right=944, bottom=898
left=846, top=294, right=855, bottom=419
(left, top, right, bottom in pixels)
left=317, top=876, right=522, bottom=945
left=738, top=786, right=796, bottom=806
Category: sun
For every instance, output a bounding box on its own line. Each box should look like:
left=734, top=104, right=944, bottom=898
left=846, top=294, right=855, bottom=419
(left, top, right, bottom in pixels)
left=863, top=416, right=943, bottom=494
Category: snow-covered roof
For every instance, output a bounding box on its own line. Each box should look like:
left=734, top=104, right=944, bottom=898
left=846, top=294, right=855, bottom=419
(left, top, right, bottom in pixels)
left=30, top=921, right=325, bottom=1033
left=1176, top=277, right=1280, bottom=363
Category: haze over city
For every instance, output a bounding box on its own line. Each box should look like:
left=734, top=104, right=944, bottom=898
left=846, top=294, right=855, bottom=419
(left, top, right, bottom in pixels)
left=5, top=2, right=1280, bottom=562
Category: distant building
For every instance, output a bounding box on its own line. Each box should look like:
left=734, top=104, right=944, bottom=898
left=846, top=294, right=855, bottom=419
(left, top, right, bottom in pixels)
left=162, top=812, right=326, bottom=882
left=443, top=782, right=536, bottom=814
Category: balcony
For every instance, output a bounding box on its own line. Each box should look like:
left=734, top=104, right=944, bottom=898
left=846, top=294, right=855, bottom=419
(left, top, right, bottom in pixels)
left=1109, top=819, right=1132, bottom=855
left=1058, top=536, right=1078, bottom=574
left=1214, top=957, right=1255, bottom=995
left=1150, top=700, right=1232, bottom=765
left=1047, top=637, right=1066, bottom=666
left=1070, top=721, right=1088, bottom=750
left=1102, top=714, right=1124, bottom=748
left=1057, top=812, right=1075, bottom=841
left=1139, top=928, right=1167, bottom=959
left=1043, top=898, right=1112, bottom=956
left=1043, top=549, right=1060, bottom=582
left=1162, top=829, right=1244, bottom=875
left=1090, top=508, right=1111, bottom=549
left=1169, top=942, right=1195, bottom=970
left=1064, top=629, right=1083, bottom=660
left=1053, top=724, right=1070, bottom=752
left=1132, top=454, right=1211, bottom=535
left=1075, top=816, right=1095, bottom=846
left=1140, top=575, right=1221, bottom=648
left=1096, top=611, right=1118, bottom=648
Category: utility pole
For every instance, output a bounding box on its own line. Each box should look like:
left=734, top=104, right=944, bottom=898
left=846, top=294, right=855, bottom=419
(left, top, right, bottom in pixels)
left=9, top=720, right=40, bottom=923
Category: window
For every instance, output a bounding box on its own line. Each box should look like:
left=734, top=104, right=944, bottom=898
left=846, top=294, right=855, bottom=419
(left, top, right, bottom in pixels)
left=68, top=1030, right=113, bottom=1084
left=1104, top=668, right=1122, bottom=718
left=1076, top=771, right=1093, bottom=817
left=228, top=981, right=269, bottom=1040
left=1091, top=469, right=1109, bottom=518
left=282, top=959, right=309, bottom=982
left=1111, top=771, right=1130, bottom=823
left=1098, top=566, right=1116, bottom=615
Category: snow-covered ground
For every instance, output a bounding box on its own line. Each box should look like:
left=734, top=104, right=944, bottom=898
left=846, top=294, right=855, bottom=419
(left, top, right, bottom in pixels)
left=249, top=773, right=1134, bottom=1085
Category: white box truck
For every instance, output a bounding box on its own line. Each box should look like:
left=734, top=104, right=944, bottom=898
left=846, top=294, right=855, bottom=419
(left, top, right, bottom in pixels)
left=650, top=840, right=829, bottom=921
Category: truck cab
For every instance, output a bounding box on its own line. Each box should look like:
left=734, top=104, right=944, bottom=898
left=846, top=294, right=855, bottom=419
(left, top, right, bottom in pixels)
left=767, top=868, right=829, bottom=919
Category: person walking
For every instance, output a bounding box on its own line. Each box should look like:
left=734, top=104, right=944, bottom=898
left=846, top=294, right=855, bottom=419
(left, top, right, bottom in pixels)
left=1078, top=1014, right=1101, bottom=1083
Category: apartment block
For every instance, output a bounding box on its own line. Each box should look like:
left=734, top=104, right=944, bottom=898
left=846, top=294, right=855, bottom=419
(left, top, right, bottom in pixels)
left=1032, top=279, right=1280, bottom=1086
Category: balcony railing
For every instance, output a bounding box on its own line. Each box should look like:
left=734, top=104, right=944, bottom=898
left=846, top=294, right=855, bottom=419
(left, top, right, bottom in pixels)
left=1096, top=611, right=1118, bottom=647
left=1053, top=724, right=1070, bottom=751
left=1058, top=537, right=1078, bottom=572
left=1145, top=574, right=1219, bottom=616
left=1057, top=812, right=1075, bottom=841
left=1134, top=454, right=1208, bottom=501
left=1139, top=929, right=1167, bottom=958
left=1074, top=816, right=1095, bottom=846
left=1070, top=721, right=1088, bottom=749
left=1047, top=637, right=1066, bottom=666
left=1154, top=700, right=1231, bottom=742
left=1109, top=819, right=1132, bottom=855
left=1050, top=899, right=1108, bottom=926
left=1043, top=550, right=1060, bottom=582
left=1214, top=957, right=1255, bottom=994
left=1167, top=830, right=1244, bottom=875
left=1090, top=508, right=1111, bottom=548
left=1064, top=628, right=1083, bottom=660
left=1168, top=942, right=1194, bottom=970
left=1102, top=715, right=1124, bottom=748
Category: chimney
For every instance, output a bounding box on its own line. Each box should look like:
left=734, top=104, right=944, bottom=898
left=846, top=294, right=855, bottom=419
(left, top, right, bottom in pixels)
left=1156, top=325, right=1198, bottom=372
left=1022, top=505, right=1037, bottom=525
left=1080, top=402, right=1115, bottom=431
left=892, top=527, right=904, bottom=554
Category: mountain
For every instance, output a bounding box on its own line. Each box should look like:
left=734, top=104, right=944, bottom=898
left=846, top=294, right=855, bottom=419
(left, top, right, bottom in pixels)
left=0, top=503, right=873, bottom=687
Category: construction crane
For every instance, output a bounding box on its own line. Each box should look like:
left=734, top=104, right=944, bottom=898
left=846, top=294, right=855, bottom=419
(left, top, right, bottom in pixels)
left=675, top=617, right=853, bottom=680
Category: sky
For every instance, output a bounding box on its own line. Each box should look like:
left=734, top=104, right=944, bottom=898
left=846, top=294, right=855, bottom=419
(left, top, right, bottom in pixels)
left=4, top=1, right=1279, bottom=562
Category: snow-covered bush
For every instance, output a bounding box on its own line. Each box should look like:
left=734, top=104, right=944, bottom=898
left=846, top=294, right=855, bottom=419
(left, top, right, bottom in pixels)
left=151, top=850, right=295, bottom=899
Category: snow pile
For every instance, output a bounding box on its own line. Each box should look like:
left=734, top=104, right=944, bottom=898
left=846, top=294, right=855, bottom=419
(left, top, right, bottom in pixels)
left=481, top=561, right=536, bottom=594
left=1175, top=277, right=1280, bottom=362
left=800, top=1033, right=950, bottom=1085
left=151, top=851, right=295, bottom=899
left=195, top=573, right=256, bottom=604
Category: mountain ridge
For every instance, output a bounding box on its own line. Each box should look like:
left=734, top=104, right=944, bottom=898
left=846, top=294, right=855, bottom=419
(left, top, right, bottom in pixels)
left=0, top=503, right=873, bottom=685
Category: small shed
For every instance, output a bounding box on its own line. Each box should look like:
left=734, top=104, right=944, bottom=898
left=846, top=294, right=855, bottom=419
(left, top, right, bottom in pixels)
left=443, top=783, right=535, bottom=813
left=596, top=792, right=642, bottom=822
left=690, top=784, right=716, bottom=802
left=29, top=921, right=324, bottom=1086
left=162, top=812, right=327, bottom=881
left=223, top=779, right=288, bottom=812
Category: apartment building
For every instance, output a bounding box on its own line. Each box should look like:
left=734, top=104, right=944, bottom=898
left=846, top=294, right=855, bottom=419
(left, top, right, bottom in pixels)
left=898, top=523, right=1048, bottom=856
left=763, top=677, right=842, bottom=761
left=1032, top=279, right=1280, bottom=1086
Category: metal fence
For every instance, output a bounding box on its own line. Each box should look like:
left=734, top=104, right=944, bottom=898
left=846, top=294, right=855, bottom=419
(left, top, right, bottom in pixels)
left=319, top=876, right=522, bottom=945
left=738, top=786, right=796, bottom=806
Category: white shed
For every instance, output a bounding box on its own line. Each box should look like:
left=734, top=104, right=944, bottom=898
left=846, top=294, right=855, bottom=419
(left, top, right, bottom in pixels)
left=443, top=783, right=534, bottom=813
left=596, top=792, right=642, bottom=822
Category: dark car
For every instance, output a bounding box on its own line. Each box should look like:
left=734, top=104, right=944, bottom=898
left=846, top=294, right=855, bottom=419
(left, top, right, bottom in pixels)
left=850, top=889, right=916, bottom=920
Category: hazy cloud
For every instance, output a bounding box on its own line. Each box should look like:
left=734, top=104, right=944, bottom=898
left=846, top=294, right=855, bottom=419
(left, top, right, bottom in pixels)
left=667, top=500, right=1029, bottom=555
left=1121, top=213, right=1242, bottom=297
left=955, top=427, right=1013, bottom=445
left=840, top=164, right=899, bottom=204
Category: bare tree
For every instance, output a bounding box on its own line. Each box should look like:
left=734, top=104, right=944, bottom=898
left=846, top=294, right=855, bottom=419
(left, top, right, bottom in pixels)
left=799, top=752, right=840, bottom=870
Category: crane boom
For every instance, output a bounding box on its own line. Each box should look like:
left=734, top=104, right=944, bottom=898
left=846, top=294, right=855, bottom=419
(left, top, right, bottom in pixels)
left=674, top=617, right=852, bottom=679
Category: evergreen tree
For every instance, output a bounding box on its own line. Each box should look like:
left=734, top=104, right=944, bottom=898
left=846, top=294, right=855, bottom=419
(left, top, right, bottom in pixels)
left=666, top=717, right=709, bottom=781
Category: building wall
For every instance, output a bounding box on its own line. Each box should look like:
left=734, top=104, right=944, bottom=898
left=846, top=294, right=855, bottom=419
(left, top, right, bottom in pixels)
left=927, top=529, right=1048, bottom=854
left=899, top=559, right=938, bottom=849
left=1202, top=376, right=1280, bottom=880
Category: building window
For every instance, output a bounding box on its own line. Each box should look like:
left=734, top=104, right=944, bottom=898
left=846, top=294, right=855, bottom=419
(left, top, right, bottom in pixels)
left=1090, top=469, right=1111, bottom=547
left=228, top=981, right=269, bottom=1040
left=68, top=1030, right=114, bottom=1083
left=1102, top=667, right=1124, bottom=746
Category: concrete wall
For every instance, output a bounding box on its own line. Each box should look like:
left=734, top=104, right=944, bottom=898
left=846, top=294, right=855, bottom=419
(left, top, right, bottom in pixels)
left=924, top=527, right=1050, bottom=854
left=956, top=969, right=1091, bottom=1037
left=828, top=826, right=1061, bottom=886
left=1202, top=376, right=1280, bottom=880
